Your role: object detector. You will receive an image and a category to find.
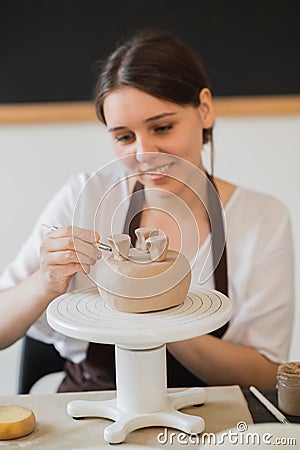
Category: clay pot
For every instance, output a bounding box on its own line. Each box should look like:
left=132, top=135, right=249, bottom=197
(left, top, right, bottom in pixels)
left=95, top=249, right=191, bottom=313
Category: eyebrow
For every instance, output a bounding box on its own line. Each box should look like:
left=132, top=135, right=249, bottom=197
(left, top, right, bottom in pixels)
left=107, top=112, right=176, bottom=133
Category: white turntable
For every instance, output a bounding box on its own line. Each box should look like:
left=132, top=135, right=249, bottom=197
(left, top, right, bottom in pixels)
left=47, top=286, right=231, bottom=443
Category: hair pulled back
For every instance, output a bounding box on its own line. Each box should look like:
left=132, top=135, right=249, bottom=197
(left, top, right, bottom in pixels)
left=95, top=29, right=213, bottom=144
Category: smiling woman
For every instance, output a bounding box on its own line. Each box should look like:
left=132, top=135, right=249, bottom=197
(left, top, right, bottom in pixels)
left=0, top=29, right=295, bottom=393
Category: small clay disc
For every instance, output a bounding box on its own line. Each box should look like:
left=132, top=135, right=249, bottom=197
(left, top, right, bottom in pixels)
left=0, top=405, right=36, bottom=440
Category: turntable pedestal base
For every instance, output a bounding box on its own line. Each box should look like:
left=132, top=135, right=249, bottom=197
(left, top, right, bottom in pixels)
left=68, top=344, right=206, bottom=444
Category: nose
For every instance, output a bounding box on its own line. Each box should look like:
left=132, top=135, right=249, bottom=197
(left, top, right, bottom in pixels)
left=135, top=136, right=159, bottom=163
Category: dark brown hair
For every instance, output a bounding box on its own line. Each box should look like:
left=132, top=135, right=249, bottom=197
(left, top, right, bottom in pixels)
left=94, top=29, right=213, bottom=145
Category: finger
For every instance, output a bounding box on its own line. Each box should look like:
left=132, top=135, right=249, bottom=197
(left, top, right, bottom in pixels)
left=78, top=263, right=91, bottom=274
left=49, top=226, right=100, bottom=244
left=46, top=262, right=91, bottom=279
left=43, top=249, right=99, bottom=266
left=43, top=236, right=101, bottom=261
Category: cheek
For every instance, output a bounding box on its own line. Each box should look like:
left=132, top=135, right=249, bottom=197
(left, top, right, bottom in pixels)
left=112, top=147, right=138, bottom=170
left=113, top=147, right=124, bottom=159
left=170, top=135, right=201, bottom=160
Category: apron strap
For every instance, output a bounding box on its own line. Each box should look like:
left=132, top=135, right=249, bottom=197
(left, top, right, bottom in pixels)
left=122, top=180, right=145, bottom=247
left=206, top=172, right=228, bottom=296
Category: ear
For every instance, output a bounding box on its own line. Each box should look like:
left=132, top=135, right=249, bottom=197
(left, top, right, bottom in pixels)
left=198, top=88, right=214, bottom=128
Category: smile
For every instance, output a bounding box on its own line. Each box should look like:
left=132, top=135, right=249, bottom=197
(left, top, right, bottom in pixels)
left=141, top=162, right=175, bottom=175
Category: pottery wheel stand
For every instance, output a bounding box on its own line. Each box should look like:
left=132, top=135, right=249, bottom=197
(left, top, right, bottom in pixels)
left=47, top=287, right=231, bottom=444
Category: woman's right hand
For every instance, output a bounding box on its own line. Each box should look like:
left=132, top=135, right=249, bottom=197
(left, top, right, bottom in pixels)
left=39, top=226, right=101, bottom=298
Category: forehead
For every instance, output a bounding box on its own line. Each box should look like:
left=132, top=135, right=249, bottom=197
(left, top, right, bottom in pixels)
left=103, top=87, right=180, bottom=126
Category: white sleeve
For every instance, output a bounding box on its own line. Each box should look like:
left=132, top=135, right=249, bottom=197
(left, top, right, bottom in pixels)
left=0, top=173, right=90, bottom=362
left=224, top=198, right=295, bottom=363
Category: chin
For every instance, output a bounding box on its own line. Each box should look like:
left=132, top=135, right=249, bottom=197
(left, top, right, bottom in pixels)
left=139, top=175, right=185, bottom=198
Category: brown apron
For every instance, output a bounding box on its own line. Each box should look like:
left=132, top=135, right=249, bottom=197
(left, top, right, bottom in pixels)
left=58, top=176, right=229, bottom=392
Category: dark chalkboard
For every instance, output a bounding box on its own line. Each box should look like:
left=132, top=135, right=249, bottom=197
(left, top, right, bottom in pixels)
left=1, top=0, right=299, bottom=104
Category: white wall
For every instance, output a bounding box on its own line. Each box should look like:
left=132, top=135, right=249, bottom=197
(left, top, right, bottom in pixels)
left=0, top=115, right=299, bottom=395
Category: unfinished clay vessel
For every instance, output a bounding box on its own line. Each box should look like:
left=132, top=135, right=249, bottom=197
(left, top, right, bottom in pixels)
left=96, top=227, right=191, bottom=313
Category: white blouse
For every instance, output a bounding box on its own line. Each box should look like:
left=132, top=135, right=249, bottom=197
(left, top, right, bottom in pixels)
left=0, top=169, right=295, bottom=364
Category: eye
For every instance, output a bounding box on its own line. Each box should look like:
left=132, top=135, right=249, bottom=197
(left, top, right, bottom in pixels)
left=154, top=124, right=172, bottom=133
left=115, top=132, right=134, bottom=143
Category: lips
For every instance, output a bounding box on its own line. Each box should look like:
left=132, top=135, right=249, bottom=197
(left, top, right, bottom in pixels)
left=141, top=162, right=175, bottom=175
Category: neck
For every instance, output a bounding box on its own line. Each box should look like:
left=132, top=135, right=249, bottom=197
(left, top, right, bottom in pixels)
left=143, top=178, right=210, bottom=224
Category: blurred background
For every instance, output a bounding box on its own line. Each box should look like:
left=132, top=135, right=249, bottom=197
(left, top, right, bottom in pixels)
left=0, top=0, right=299, bottom=394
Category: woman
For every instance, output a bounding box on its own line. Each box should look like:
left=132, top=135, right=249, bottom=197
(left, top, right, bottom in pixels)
left=0, top=29, right=294, bottom=390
